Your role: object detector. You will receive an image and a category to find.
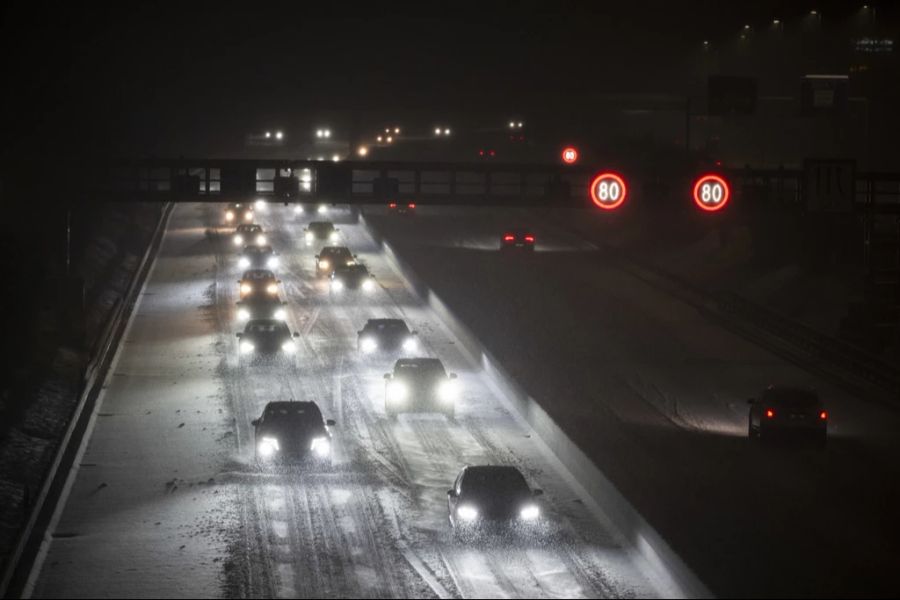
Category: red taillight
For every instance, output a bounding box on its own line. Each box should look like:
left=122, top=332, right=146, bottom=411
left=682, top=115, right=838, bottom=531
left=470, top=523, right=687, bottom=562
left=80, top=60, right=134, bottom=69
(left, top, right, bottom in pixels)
left=389, top=203, right=397, bottom=208
left=503, top=235, right=515, bottom=242
left=524, top=235, right=535, bottom=243
left=489, top=150, right=496, bottom=157
left=819, top=411, right=828, bottom=421
left=479, top=150, right=484, bottom=156
left=765, top=409, right=775, bottom=419
left=408, top=203, right=416, bottom=209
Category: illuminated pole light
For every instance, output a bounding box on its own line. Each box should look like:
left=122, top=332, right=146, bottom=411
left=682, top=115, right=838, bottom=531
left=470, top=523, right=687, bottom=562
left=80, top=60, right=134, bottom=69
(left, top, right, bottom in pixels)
left=692, top=174, right=731, bottom=212
left=589, top=172, right=628, bottom=210
left=357, top=146, right=369, bottom=157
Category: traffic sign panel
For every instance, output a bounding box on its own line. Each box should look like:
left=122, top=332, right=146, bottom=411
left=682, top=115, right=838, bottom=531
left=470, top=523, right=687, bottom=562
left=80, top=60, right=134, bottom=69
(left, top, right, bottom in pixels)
left=590, top=172, right=627, bottom=210
left=692, top=174, right=730, bottom=212
left=562, top=147, right=578, bottom=164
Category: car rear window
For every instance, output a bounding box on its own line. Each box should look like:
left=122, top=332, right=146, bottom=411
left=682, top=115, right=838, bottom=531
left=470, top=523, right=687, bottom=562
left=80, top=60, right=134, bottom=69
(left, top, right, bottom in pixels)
left=463, top=468, right=529, bottom=495
left=763, top=389, right=820, bottom=408
left=247, top=322, right=288, bottom=334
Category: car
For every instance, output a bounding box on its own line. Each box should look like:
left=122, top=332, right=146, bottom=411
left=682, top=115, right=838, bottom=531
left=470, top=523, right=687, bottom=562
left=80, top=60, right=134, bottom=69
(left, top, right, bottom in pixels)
left=236, top=319, right=299, bottom=365
left=251, top=401, right=335, bottom=467
left=238, top=245, right=279, bottom=270
left=387, top=201, right=416, bottom=215
left=357, top=319, right=418, bottom=354
left=447, top=465, right=544, bottom=537
left=500, top=229, right=535, bottom=251
left=383, top=358, right=458, bottom=419
left=225, top=202, right=254, bottom=223
left=748, top=386, right=828, bottom=444
left=330, top=264, right=376, bottom=294
left=315, top=246, right=356, bottom=276
left=237, top=269, right=280, bottom=300
left=304, top=221, right=340, bottom=246
left=233, top=223, right=267, bottom=247
left=236, top=296, right=287, bottom=322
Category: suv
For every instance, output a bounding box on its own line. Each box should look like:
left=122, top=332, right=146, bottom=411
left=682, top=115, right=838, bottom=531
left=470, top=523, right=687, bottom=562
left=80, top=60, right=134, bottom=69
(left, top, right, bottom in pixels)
left=238, top=269, right=280, bottom=299
left=383, top=358, right=458, bottom=419
left=238, top=245, right=279, bottom=270
left=304, top=221, right=339, bottom=245
left=316, top=246, right=356, bottom=276
left=357, top=319, right=418, bottom=354
left=748, top=386, right=828, bottom=444
left=447, top=465, right=543, bottom=537
left=233, top=224, right=266, bottom=247
left=236, top=319, right=298, bottom=365
left=251, top=401, right=335, bottom=467
left=330, top=264, right=376, bottom=294
left=225, top=202, right=254, bottom=223
left=500, top=229, right=535, bottom=251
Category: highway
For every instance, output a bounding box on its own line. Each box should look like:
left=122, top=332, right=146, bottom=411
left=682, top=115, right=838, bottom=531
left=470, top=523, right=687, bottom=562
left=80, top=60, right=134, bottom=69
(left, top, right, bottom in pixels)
left=27, top=203, right=672, bottom=599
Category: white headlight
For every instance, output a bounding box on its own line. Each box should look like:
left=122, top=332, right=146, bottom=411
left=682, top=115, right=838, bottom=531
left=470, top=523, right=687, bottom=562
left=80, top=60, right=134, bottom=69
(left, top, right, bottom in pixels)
left=281, top=340, right=296, bottom=353
left=305, top=232, right=314, bottom=243
left=239, top=257, right=250, bottom=269
left=266, top=283, right=278, bottom=295
left=233, top=235, right=243, bottom=246
left=457, top=505, right=478, bottom=521
left=387, top=380, right=408, bottom=402
left=317, top=205, right=327, bottom=214
left=520, top=504, right=540, bottom=521
left=310, top=436, right=331, bottom=458
left=274, top=308, right=287, bottom=320
left=240, top=340, right=255, bottom=354
left=255, top=199, right=266, bottom=210
left=438, top=380, right=458, bottom=403
left=237, top=308, right=250, bottom=321
left=402, top=337, right=417, bottom=352
left=240, top=283, right=252, bottom=295
left=329, top=232, right=339, bottom=242
left=244, top=211, right=253, bottom=221
left=362, top=279, right=375, bottom=293
left=294, top=205, right=304, bottom=214
left=257, top=437, right=279, bottom=457
left=267, top=257, right=279, bottom=269
left=319, top=259, right=330, bottom=270
left=256, top=235, right=266, bottom=245
left=226, top=211, right=235, bottom=221
left=331, top=279, right=344, bottom=292
left=361, top=337, right=377, bottom=353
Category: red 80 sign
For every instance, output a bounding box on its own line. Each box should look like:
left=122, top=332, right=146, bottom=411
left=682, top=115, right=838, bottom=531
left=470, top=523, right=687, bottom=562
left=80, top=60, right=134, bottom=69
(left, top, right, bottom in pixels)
left=589, top=172, right=627, bottom=210
left=692, top=174, right=731, bottom=212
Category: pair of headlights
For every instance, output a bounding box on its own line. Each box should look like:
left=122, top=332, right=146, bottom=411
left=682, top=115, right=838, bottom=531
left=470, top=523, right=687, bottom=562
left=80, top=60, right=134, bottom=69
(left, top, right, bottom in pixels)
left=360, top=337, right=417, bottom=354
left=237, top=308, right=286, bottom=321
left=240, top=283, right=276, bottom=295
left=240, top=340, right=295, bottom=354
left=257, top=436, right=330, bottom=459
left=386, top=379, right=457, bottom=403
left=456, top=504, right=540, bottom=522
left=331, top=279, right=374, bottom=293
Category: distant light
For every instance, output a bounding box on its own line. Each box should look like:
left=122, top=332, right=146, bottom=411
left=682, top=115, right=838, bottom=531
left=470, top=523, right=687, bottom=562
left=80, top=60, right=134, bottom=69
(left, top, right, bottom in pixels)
left=265, top=131, right=272, bottom=138
left=517, top=121, right=523, bottom=128
left=394, top=127, right=400, bottom=134
left=377, top=135, right=383, bottom=142
left=434, top=127, right=442, bottom=135
left=385, top=128, right=390, bottom=133
left=357, top=146, right=369, bottom=157
left=810, top=9, right=818, bottom=15
left=324, top=129, right=331, bottom=138
left=332, top=154, right=340, bottom=162
left=773, top=19, right=781, bottom=25
left=444, top=128, right=451, bottom=135
left=317, top=156, right=324, bottom=161
left=316, top=129, right=323, bottom=138
left=275, top=131, right=283, bottom=140
left=744, top=24, right=750, bottom=30
left=703, top=40, right=709, bottom=46
left=386, top=136, right=393, bottom=143
left=509, top=121, right=515, bottom=128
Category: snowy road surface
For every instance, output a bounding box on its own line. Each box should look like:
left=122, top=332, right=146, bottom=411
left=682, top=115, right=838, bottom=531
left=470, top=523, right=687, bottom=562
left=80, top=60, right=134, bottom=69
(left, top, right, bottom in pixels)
left=28, top=203, right=671, bottom=598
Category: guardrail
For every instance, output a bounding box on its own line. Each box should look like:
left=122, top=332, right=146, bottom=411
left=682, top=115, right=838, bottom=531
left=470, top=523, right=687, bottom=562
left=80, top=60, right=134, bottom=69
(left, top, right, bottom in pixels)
left=0, top=203, right=175, bottom=598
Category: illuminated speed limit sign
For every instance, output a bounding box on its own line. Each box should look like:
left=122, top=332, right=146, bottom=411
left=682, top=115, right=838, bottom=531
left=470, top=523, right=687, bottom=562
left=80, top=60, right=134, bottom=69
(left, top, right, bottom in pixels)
left=692, top=174, right=730, bottom=212
left=590, top=172, right=628, bottom=210
left=562, top=147, right=578, bottom=164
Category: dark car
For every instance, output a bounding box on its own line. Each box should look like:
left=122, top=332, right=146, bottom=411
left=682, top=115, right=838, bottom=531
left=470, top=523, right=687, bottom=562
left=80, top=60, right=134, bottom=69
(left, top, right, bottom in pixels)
left=383, top=358, right=458, bottom=419
left=236, top=296, right=287, bottom=322
left=447, top=466, right=543, bottom=536
left=316, top=246, right=356, bottom=276
left=748, top=386, right=828, bottom=444
left=330, top=264, right=376, bottom=294
left=357, top=319, right=418, bottom=354
left=225, top=202, right=254, bottom=224
left=236, top=319, right=299, bottom=365
left=238, top=245, right=279, bottom=270
left=387, top=201, right=417, bottom=215
left=304, top=221, right=339, bottom=246
left=500, top=229, right=535, bottom=251
left=233, top=223, right=267, bottom=248
left=238, top=269, right=280, bottom=299
left=251, top=401, right=335, bottom=467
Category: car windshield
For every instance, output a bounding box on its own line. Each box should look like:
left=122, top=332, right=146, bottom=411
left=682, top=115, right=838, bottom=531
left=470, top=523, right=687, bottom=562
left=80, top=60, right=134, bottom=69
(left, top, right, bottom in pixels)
left=395, top=360, right=445, bottom=378
left=244, top=270, right=274, bottom=280
left=310, top=222, right=334, bottom=232
left=336, top=265, right=368, bottom=277
left=368, top=320, right=408, bottom=334
left=322, top=247, right=351, bottom=259
left=246, top=321, right=289, bottom=335
left=263, top=403, right=322, bottom=423
left=245, top=246, right=273, bottom=255
left=463, top=468, right=530, bottom=497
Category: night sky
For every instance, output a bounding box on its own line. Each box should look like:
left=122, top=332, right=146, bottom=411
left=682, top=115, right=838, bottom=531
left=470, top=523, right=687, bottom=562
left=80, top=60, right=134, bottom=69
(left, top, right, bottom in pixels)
left=2, top=1, right=895, bottom=158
